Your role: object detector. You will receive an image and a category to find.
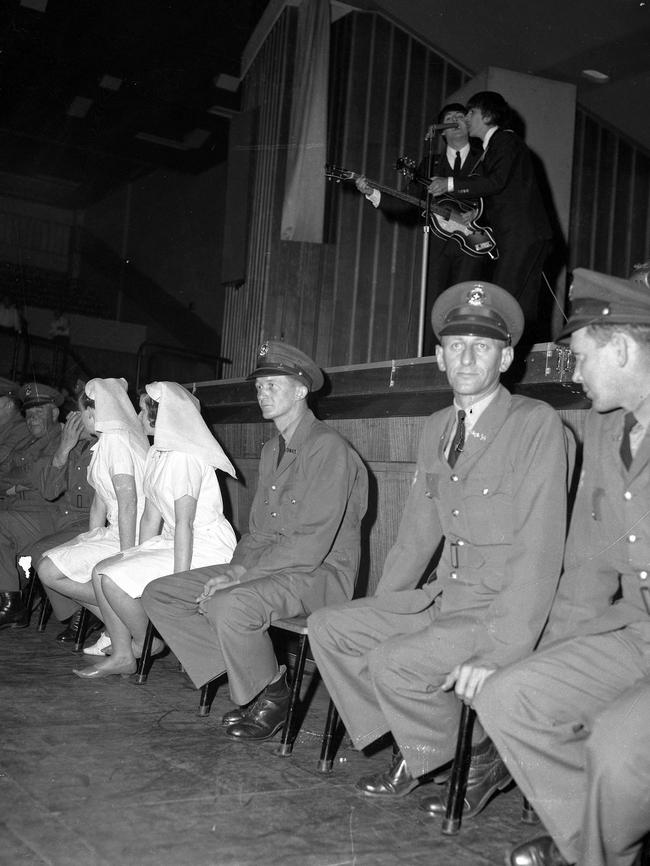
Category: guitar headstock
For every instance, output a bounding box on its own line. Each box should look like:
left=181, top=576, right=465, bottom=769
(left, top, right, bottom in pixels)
left=395, top=156, right=416, bottom=180
left=325, top=164, right=355, bottom=182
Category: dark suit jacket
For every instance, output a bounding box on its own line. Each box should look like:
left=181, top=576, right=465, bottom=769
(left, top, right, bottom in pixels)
left=381, top=140, right=483, bottom=229
left=453, top=128, right=551, bottom=245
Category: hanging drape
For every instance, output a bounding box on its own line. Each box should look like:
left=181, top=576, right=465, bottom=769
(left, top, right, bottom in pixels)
left=280, top=0, right=330, bottom=243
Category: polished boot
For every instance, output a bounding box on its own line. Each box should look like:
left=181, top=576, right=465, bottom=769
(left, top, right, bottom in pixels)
left=419, top=736, right=512, bottom=818
left=225, top=672, right=290, bottom=741
left=57, top=609, right=102, bottom=643
left=0, top=592, right=28, bottom=630
left=355, top=750, right=419, bottom=798
left=507, top=835, right=571, bottom=866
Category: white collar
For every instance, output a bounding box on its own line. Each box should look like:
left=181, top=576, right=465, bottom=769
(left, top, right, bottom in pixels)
left=445, top=142, right=470, bottom=163
left=482, top=126, right=499, bottom=150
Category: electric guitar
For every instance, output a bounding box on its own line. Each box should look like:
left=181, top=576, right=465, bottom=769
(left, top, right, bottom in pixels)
left=325, top=161, right=498, bottom=259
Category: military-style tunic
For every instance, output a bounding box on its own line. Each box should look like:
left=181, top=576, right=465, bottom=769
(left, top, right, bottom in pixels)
left=0, top=414, right=33, bottom=472
left=0, top=424, right=62, bottom=590
left=143, top=409, right=368, bottom=704
left=308, top=385, right=569, bottom=777
left=476, top=405, right=650, bottom=866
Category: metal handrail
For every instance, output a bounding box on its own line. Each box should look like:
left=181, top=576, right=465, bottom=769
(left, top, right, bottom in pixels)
left=134, top=340, right=230, bottom=391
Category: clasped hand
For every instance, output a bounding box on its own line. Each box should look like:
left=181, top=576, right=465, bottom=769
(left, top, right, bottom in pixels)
left=196, top=564, right=246, bottom=613
left=442, top=658, right=496, bottom=704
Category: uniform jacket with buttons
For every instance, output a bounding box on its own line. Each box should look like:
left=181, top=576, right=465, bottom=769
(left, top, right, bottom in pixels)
left=229, top=409, right=368, bottom=608
left=0, top=424, right=61, bottom=510
left=35, top=436, right=95, bottom=529
left=374, top=385, right=569, bottom=667
left=0, top=414, right=34, bottom=472
left=543, top=407, right=650, bottom=643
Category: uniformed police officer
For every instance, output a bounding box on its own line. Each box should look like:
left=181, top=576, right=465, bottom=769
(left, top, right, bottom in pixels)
left=27, top=404, right=98, bottom=640
left=143, top=342, right=368, bottom=741
left=307, top=281, right=570, bottom=817
left=0, top=382, right=64, bottom=628
left=475, top=265, right=650, bottom=866
left=0, top=381, right=33, bottom=471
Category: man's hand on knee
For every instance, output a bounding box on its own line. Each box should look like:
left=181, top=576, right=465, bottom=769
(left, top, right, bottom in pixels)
left=196, top=564, right=247, bottom=612
left=443, top=658, right=497, bottom=703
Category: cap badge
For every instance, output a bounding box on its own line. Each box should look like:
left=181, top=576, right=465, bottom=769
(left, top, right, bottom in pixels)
left=25, top=384, right=33, bottom=397
left=259, top=341, right=269, bottom=357
left=466, top=286, right=486, bottom=306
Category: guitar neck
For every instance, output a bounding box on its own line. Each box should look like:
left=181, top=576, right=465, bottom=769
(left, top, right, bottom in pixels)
left=346, top=172, right=422, bottom=208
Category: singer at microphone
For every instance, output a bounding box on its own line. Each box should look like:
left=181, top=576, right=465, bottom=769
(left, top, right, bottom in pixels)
left=425, top=122, right=459, bottom=139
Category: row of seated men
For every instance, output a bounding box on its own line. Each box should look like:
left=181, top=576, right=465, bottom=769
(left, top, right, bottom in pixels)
left=2, top=265, right=649, bottom=866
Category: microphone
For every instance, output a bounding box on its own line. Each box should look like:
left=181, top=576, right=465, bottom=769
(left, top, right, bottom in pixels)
left=425, top=122, right=460, bottom=140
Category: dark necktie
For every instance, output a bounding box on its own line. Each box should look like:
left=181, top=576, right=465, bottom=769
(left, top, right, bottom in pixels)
left=277, top=434, right=286, bottom=468
left=453, top=150, right=461, bottom=176
left=448, top=410, right=466, bottom=468
left=620, top=412, right=637, bottom=470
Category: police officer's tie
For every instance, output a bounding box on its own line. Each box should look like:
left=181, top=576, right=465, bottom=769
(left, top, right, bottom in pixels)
left=620, top=412, right=637, bottom=470
left=448, top=409, right=466, bottom=468
left=453, top=150, right=461, bottom=176
left=277, top=434, right=286, bottom=468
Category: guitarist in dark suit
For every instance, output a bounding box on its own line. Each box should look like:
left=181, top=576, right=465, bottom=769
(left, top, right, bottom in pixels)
left=356, top=103, right=486, bottom=355
left=429, top=92, right=552, bottom=343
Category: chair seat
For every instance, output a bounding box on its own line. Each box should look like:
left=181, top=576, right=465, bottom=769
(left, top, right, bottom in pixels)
left=273, top=615, right=308, bottom=635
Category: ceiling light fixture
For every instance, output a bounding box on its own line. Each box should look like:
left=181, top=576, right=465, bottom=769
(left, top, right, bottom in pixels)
left=581, top=69, right=610, bottom=83
left=67, top=97, right=93, bottom=118
left=99, top=75, right=122, bottom=92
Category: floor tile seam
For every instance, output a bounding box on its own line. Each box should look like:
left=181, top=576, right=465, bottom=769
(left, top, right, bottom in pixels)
left=4, top=797, right=115, bottom=866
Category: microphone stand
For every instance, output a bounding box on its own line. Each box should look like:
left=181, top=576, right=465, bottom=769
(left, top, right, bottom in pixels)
left=417, top=127, right=437, bottom=357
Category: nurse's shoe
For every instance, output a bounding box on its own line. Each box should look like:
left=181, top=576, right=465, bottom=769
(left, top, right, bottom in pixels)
left=83, top=631, right=112, bottom=655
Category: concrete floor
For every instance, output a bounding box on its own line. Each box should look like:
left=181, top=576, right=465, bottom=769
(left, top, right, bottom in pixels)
left=1, top=622, right=542, bottom=866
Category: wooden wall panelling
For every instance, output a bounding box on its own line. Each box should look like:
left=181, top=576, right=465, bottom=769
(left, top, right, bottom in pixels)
left=570, top=109, right=650, bottom=276
left=630, top=151, right=650, bottom=271
left=612, top=140, right=634, bottom=277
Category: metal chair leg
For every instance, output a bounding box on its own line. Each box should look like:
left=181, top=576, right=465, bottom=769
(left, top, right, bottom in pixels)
left=441, top=703, right=476, bottom=835
left=133, top=619, right=156, bottom=684
left=73, top=607, right=90, bottom=653
left=317, top=699, right=340, bottom=773
left=277, top=633, right=309, bottom=757
left=521, top=796, right=540, bottom=824
left=198, top=679, right=219, bottom=717
left=37, top=596, right=52, bottom=631
left=21, top=566, right=39, bottom=627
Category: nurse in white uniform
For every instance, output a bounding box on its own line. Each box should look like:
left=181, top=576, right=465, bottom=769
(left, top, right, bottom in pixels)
left=38, top=378, right=149, bottom=638
left=78, top=381, right=237, bottom=679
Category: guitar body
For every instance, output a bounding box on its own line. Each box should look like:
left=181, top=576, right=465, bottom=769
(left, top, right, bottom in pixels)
left=395, top=157, right=498, bottom=260
left=423, top=193, right=498, bottom=258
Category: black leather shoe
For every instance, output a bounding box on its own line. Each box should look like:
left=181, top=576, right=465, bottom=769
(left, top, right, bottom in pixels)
left=507, top=835, right=571, bottom=866
left=0, top=592, right=28, bottom=629
left=355, top=750, right=419, bottom=798
left=418, top=737, right=512, bottom=819
left=221, top=701, right=254, bottom=726
left=56, top=609, right=102, bottom=643
left=225, top=674, right=290, bottom=742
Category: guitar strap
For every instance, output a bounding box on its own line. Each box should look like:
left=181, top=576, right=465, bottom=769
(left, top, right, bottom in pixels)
left=467, top=148, right=487, bottom=178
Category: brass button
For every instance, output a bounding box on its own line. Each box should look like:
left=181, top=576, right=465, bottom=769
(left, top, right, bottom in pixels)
left=624, top=491, right=632, bottom=500
left=452, top=509, right=459, bottom=517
